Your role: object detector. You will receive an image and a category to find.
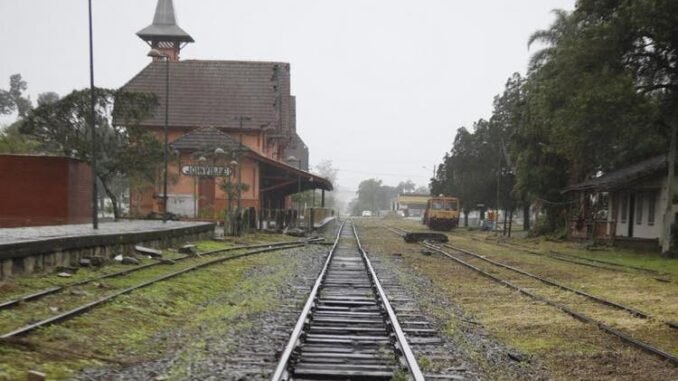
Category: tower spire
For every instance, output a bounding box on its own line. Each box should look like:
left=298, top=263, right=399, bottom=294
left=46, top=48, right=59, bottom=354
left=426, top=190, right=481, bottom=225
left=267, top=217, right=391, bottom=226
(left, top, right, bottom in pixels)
left=137, top=0, right=194, bottom=61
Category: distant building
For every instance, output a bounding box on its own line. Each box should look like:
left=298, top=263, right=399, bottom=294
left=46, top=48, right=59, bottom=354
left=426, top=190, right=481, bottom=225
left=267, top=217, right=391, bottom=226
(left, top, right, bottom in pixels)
left=0, top=155, right=91, bottom=227
left=123, top=0, right=331, bottom=219
left=564, top=155, right=673, bottom=251
left=392, top=193, right=430, bottom=217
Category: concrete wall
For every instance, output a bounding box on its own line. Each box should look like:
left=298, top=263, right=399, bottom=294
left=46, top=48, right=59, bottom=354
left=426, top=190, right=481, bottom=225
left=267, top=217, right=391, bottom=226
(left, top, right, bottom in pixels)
left=0, top=223, right=214, bottom=279
left=0, top=155, right=92, bottom=227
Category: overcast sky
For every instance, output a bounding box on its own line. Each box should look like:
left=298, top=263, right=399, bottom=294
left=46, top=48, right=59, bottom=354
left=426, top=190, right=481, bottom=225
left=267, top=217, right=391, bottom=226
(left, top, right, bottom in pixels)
left=0, top=0, right=574, bottom=194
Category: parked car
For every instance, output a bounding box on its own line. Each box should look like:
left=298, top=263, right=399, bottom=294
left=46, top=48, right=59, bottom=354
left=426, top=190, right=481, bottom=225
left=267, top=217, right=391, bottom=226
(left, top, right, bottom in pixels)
left=361, top=210, right=373, bottom=217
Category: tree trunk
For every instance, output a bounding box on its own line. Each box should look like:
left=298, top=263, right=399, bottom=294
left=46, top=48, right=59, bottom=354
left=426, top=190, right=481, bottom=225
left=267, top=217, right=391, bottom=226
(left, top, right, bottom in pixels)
left=523, top=204, right=530, bottom=231
left=99, top=177, right=119, bottom=220
left=662, top=119, right=677, bottom=255
left=508, top=207, right=514, bottom=237
left=464, top=210, right=469, bottom=227
left=503, top=208, right=508, bottom=236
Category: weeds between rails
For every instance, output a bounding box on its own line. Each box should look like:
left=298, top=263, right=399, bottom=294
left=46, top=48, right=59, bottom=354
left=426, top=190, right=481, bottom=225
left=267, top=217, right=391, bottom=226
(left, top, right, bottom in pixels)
left=468, top=234, right=666, bottom=277
left=400, top=223, right=665, bottom=276
left=420, top=241, right=678, bottom=366
left=0, top=241, right=313, bottom=339
left=388, top=225, right=677, bottom=328
left=383, top=226, right=678, bottom=365
left=0, top=238, right=322, bottom=311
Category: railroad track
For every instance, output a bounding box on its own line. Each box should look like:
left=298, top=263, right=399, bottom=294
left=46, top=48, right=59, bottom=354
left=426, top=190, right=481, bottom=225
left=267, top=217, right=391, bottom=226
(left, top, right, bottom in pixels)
left=272, top=220, right=425, bottom=380
left=0, top=239, right=315, bottom=339
left=384, top=226, right=678, bottom=366
left=0, top=238, right=321, bottom=312
left=482, top=237, right=669, bottom=277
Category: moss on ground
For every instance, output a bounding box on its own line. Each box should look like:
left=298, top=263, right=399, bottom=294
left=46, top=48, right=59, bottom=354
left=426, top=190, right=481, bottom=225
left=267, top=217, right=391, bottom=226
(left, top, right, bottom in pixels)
left=361, top=218, right=678, bottom=380
left=0, top=233, right=313, bottom=381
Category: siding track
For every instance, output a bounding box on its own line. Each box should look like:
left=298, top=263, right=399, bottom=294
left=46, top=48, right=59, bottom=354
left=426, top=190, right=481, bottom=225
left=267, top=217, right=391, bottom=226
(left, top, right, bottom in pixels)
left=384, top=226, right=678, bottom=366
left=0, top=240, right=313, bottom=339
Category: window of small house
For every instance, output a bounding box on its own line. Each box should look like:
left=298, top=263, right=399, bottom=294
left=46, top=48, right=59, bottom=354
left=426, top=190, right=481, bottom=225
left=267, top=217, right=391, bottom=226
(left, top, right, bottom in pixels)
left=648, top=191, right=656, bottom=226
left=620, top=193, right=627, bottom=223
left=636, top=193, right=643, bottom=225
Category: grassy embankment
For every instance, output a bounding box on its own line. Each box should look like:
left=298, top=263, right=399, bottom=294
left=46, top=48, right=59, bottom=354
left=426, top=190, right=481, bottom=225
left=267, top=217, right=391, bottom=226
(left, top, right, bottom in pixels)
left=0, top=232, right=308, bottom=380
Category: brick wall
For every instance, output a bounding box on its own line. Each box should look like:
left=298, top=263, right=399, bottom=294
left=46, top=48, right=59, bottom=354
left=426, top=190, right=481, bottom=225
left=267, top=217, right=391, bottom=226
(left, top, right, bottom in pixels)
left=0, top=155, right=92, bottom=227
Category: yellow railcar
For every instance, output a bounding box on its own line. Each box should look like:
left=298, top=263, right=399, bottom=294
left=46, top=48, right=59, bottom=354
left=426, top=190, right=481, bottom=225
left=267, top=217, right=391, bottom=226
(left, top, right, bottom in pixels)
left=423, top=196, right=460, bottom=230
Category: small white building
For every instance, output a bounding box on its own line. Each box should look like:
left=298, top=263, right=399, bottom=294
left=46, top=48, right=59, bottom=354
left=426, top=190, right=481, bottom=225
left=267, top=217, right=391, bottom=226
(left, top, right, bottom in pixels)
left=391, top=193, right=431, bottom=217
left=564, top=155, right=674, bottom=251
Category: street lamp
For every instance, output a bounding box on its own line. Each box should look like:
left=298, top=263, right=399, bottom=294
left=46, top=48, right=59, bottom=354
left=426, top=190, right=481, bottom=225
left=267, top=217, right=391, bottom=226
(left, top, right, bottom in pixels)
left=287, top=155, right=302, bottom=228
left=195, top=154, right=207, bottom=218
left=88, top=0, right=98, bottom=229
left=148, top=48, right=170, bottom=223
left=228, top=159, right=238, bottom=236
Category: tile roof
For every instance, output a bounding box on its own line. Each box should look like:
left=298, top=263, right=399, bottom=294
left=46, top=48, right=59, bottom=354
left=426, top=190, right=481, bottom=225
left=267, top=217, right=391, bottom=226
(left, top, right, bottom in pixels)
left=169, top=126, right=248, bottom=153
left=121, top=60, right=292, bottom=132
left=286, top=132, right=309, bottom=170
left=136, top=0, right=194, bottom=43
left=564, top=155, right=667, bottom=193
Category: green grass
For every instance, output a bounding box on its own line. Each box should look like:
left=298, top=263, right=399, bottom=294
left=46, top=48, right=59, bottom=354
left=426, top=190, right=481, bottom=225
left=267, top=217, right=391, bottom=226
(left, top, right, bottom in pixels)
left=0, top=244, right=315, bottom=381
left=357, top=218, right=678, bottom=380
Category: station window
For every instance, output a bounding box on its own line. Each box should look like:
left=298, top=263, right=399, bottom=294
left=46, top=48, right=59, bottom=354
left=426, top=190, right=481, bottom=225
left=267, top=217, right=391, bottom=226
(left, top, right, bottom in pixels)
left=636, top=193, right=643, bottom=225
left=620, top=193, right=627, bottom=223
left=648, top=191, right=656, bottom=226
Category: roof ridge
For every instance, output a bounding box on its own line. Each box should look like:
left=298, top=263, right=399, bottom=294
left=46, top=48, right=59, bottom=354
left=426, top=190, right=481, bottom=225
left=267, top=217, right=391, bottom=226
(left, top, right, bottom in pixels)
left=170, top=126, right=249, bottom=153
left=180, top=59, right=290, bottom=66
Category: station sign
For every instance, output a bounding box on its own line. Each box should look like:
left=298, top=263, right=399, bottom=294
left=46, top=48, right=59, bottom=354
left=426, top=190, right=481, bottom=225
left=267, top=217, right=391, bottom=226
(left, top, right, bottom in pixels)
left=181, top=165, right=232, bottom=177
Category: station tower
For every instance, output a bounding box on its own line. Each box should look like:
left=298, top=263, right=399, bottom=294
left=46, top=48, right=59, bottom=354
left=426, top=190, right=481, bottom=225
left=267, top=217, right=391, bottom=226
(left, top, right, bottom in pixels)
left=136, top=0, right=194, bottom=61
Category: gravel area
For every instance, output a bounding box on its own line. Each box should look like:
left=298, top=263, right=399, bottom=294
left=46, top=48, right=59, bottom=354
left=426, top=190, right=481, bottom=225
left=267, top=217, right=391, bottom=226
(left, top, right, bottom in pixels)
left=76, top=229, right=335, bottom=381
left=72, top=221, right=548, bottom=380
left=359, top=225, right=550, bottom=380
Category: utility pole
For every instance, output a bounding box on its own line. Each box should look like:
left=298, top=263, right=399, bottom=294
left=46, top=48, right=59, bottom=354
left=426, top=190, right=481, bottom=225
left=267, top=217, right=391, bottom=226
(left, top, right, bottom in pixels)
left=662, top=121, right=677, bottom=254
left=88, top=0, right=98, bottom=229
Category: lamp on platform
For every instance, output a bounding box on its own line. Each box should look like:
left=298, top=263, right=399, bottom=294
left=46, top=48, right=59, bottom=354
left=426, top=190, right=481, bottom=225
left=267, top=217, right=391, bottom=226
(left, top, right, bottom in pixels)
left=148, top=48, right=170, bottom=222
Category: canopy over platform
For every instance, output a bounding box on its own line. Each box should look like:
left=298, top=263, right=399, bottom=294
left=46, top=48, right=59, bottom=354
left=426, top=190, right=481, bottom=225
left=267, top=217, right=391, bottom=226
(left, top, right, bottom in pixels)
left=254, top=151, right=333, bottom=197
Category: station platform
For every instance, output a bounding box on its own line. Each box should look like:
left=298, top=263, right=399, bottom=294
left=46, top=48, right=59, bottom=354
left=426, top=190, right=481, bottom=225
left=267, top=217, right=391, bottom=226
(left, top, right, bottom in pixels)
left=0, top=220, right=215, bottom=278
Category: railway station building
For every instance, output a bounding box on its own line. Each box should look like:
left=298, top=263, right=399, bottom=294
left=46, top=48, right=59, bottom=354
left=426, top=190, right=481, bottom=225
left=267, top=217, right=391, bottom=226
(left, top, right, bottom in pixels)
left=123, top=0, right=332, bottom=220
left=564, top=155, right=675, bottom=252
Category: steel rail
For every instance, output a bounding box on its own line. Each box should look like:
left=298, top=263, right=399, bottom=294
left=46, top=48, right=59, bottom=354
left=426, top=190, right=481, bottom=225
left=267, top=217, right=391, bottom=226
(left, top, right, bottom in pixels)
left=421, top=242, right=678, bottom=366
left=384, top=225, right=678, bottom=330
left=442, top=243, right=678, bottom=329
left=352, top=223, right=425, bottom=380
left=270, top=221, right=346, bottom=381
left=484, top=236, right=663, bottom=275
left=0, top=242, right=306, bottom=339
left=546, top=249, right=662, bottom=275
left=0, top=238, right=321, bottom=311
left=469, top=236, right=641, bottom=274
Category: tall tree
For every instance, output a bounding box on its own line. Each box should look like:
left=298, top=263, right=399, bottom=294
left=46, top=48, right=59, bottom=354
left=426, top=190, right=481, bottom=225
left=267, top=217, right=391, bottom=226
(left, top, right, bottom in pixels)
left=20, top=88, right=162, bottom=219
left=313, top=160, right=339, bottom=208
left=527, top=9, right=575, bottom=72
